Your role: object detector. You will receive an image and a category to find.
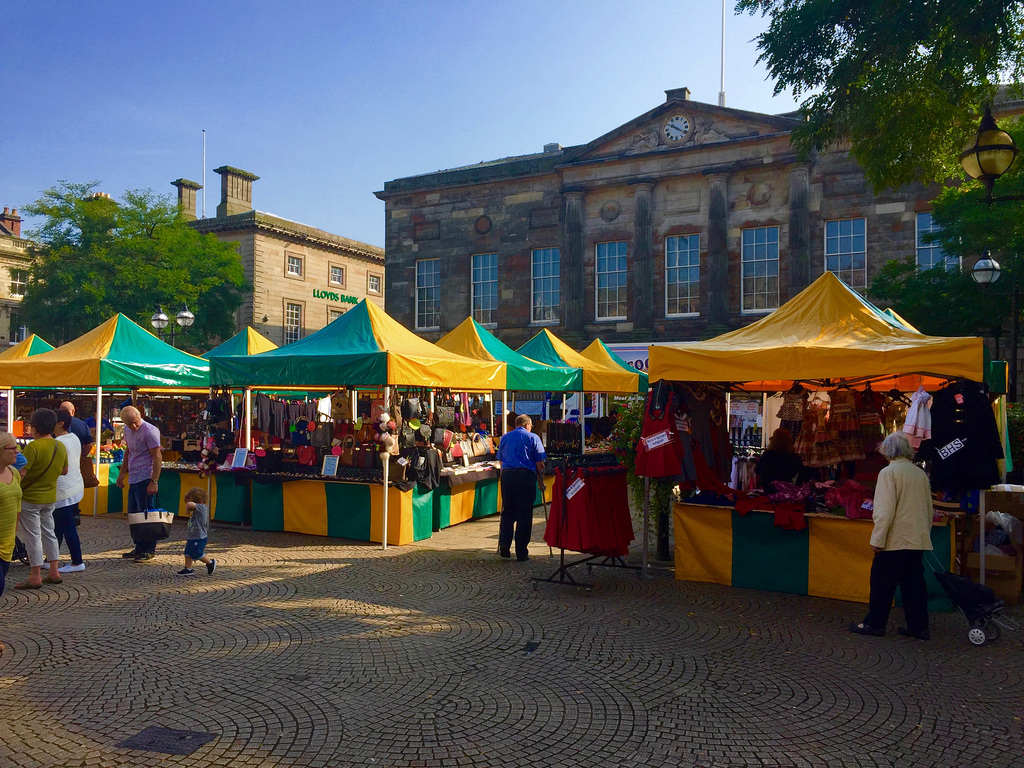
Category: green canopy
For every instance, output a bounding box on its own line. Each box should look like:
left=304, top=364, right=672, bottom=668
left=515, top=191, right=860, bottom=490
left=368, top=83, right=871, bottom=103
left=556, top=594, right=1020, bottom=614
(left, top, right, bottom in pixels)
left=0, top=334, right=55, bottom=360
left=517, top=329, right=644, bottom=393
left=210, top=299, right=504, bottom=389
left=436, top=318, right=582, bottom=391
left=203, top=327, right=278, bottom=358
left=0, top=314, right=209, bottom=388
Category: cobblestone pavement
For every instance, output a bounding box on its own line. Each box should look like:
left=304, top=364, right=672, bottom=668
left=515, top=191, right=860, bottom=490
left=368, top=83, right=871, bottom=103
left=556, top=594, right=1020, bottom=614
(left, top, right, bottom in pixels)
left=1, top=513, right=1022, bottom=768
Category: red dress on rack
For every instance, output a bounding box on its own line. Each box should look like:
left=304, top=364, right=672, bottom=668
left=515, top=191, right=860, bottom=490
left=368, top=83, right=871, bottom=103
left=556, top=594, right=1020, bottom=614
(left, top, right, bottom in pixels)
left=545, top=467, right=634, bottom=557
left=635, top=391, right=682, bottom=478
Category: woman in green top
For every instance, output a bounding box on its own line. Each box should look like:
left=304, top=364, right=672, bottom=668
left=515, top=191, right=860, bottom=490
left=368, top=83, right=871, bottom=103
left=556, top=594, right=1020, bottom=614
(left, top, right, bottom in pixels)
left=0, top=431, right=24, bottom=600
left=15, top=409, right=68, bottom=589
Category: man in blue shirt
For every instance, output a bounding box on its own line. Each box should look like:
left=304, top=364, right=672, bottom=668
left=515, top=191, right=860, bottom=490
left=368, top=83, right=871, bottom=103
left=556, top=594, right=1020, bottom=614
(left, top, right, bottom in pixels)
left=496, top=414, right=546, bottom=561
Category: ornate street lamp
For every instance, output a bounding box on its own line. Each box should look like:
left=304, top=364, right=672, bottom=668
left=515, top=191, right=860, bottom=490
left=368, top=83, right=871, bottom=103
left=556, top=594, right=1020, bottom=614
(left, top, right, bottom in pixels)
left=150, top=307, right=169, bottom=331
left=960, top=106, right=1020, bottom=203
left=176, top=306, right=195, bottom=329
left=972, top=251, right=1017, bottom=402
left=970, top=251, right=1001, bottom=285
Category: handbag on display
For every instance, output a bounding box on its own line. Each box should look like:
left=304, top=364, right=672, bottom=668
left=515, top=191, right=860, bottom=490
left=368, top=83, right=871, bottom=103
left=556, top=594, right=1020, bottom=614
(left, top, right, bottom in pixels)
left=296, top=445, right=318, bottom=467
left=370, top=399, right=387, bottom=422
left=450, top=439, right=464, bottom=459
left=310, top=415, right=332, bottom=448
left=340, top=436, right=356, bottom=466
left=331, top=391, right=353, bottom=421
left=254, top=448, right=284, bottom=473
left=127, top=503, right=174, bottom=544
left=401, top=395, right=421, bottom=421
left=436, top=389, right=457, bottom=427
left=433, top=428, right=455, bottom=452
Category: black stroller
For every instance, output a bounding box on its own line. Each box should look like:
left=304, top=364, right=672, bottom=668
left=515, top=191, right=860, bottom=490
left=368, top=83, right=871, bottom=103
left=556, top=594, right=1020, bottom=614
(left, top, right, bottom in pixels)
left=12, top=536, right=29, bottom=565
left=932, top=566, right=1019, bottom=646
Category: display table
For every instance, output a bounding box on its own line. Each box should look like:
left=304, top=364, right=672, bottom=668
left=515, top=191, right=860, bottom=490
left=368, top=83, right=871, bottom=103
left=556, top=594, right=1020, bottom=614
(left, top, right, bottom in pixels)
left=250, top=477, right=434, bottom=545
left=160, top=467, right=251, bottom=525
left=432, top=468, right=555, bottom=531
left=674, top=502, right=954, bottom=609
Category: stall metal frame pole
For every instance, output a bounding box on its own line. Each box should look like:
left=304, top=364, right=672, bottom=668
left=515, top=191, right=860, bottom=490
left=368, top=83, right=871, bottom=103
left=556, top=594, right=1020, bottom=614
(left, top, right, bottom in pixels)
left=979, top=489, right=987, bottom=585
left=382, top=385, right=391, bottom=550
left=6, top=388, right=13, bottom=433
left=93, top=386, right=103, bottom=517
left=579, top=391, right=585, bottom=455
left=244, top=388, right=252, bottom=451
left=641, top=477, right=650, bottom=578
left=500, top=390, right=507, bottom=436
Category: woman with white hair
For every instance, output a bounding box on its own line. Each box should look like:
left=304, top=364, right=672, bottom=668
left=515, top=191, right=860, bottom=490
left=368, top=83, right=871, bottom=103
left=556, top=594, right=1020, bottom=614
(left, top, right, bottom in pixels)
left=849, top=431, right=934, bottom=640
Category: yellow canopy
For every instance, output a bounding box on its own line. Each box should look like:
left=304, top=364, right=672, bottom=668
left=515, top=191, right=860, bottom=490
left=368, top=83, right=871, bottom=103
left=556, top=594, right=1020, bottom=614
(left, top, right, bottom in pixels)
left=0, top=334, right=55, bottom=360
left=649, top=272, right=983, bottom=390
left=517, top=329, right=642, bottom=393
left=0, top=314, right=209, bottom=388
left=581, top=339, right=648, bottom=393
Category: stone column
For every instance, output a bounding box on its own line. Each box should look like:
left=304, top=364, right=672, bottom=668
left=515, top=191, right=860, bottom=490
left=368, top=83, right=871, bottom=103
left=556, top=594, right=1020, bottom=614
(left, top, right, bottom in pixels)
left=705, top=172, right=730, bottom=328
left=787, top=164, right=812, bottom=296
left=561, top=189, right=586, bottom=334
left=631, top=180, right=656, bottom=331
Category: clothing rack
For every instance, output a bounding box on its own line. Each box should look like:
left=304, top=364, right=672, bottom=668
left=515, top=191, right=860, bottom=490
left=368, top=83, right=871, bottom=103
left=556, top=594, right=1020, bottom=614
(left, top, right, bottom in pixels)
left=532, top=455, right=637, bottom=590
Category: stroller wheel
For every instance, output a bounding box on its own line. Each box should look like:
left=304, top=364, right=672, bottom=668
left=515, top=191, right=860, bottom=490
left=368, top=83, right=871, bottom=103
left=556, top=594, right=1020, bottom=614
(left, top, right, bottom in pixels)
left=968, top=626, right=988, bottom=646
left=984, top=620, right=1001, bottom=642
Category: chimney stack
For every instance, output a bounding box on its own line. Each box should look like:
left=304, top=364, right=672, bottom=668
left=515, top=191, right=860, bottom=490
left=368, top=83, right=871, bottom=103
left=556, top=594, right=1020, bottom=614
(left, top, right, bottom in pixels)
left=0, top=207, right=22, bottom=238
left=665, top=87, right=691, bottom=102
left=214, top=166, right=259, bottom=218
left=171, top=179, right=203, bottom=221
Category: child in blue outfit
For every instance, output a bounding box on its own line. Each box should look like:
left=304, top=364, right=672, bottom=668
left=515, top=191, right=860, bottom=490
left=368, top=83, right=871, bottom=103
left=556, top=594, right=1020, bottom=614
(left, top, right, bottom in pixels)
left=177, top=487, right=216, bottom=576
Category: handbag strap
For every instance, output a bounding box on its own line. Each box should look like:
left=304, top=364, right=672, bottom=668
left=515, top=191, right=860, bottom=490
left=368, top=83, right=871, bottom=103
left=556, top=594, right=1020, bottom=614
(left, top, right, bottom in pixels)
left=21, top=441, right=60, bottom=492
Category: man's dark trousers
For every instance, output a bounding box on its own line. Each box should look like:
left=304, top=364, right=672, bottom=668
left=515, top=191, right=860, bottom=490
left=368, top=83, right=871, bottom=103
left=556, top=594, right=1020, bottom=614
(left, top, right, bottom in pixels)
left=499, top=469, right=536, bottom=560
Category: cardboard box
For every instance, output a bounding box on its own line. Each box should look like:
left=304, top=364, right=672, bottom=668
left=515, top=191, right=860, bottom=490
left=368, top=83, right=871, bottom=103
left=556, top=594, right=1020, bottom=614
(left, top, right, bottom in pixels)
left=984, top=491, right=1024, bottom=521
left=967, top=552, right=1020, bottom=573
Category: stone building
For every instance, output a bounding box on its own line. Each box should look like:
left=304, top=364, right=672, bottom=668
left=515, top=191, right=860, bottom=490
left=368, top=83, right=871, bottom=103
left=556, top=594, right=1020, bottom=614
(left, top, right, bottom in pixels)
left=176, top=167, right=384, bottom=346
left=0, top=207, right=32, bottom=346
left=376, top=87, right=1023, bottom=351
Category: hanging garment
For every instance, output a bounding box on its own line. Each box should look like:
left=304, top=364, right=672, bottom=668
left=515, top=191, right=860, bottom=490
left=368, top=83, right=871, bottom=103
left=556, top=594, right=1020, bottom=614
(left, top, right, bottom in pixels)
left=926, top=381, right=1003, bottom=492
left=776, top=389, right=808, bottom=439
left=902, top=385, right=932, bottom=448
left=856, top=389, right=885, bottom=453
left=829, top=389, right=865, bottom=462
left=635, top=386, right=683, bottom=478
left=679, top=384, right=732, bottom=483
left=883, top=397, right=907, bottom=435
left=795, top=401, right=840, bottom=468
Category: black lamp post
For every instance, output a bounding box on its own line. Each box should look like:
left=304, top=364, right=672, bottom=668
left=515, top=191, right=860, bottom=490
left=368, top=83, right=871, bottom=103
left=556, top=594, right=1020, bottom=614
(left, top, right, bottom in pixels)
left=960, top=106, right=1021, bottom=203
left=150, top=305, right=195, bottom=348
left=971, top=252, right=1016, bottom=401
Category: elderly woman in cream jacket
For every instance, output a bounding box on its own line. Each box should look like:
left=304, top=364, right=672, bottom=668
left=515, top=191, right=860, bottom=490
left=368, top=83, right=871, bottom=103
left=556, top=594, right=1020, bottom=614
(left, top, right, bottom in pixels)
left=849, top=431, right=934, bottom=640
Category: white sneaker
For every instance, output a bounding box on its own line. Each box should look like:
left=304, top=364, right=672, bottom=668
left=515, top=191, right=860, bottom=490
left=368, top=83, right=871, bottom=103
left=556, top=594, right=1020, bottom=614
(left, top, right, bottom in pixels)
left=58, top=563, right=86, bottom=573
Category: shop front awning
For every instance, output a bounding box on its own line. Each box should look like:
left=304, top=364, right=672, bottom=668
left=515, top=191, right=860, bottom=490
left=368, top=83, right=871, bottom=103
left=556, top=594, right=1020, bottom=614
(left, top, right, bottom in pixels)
left=0, top=314, right=210, bottom=388
left=210, top=299, right=505, bottom=389
left=516, top=329, right=644, bottom=393
left=437, top=318, right=582, bottom=392
left=648, top=272, right=983, bottom=389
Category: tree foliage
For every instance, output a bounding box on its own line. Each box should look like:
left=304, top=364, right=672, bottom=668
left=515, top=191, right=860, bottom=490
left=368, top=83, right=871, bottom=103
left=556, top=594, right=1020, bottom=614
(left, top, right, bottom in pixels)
left=869, top=119, right=1024, bottom=349
left=737, top=0, right=1024, bottom=190
left=21, top=181, right=249, bottom=349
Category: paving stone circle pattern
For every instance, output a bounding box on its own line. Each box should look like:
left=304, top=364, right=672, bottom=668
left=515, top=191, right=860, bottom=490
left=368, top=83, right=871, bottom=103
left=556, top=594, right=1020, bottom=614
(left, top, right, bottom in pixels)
left=1, top=514, right=1022, bottom=767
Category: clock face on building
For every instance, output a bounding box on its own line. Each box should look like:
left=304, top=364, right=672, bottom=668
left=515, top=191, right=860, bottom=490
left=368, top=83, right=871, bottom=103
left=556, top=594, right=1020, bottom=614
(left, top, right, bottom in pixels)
left=664, top=114, right=690, bottom=142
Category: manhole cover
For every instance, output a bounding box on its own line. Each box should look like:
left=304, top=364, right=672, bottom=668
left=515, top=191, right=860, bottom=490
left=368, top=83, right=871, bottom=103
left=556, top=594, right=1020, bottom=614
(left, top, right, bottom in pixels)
left=119, top=726, right=217, bottom=755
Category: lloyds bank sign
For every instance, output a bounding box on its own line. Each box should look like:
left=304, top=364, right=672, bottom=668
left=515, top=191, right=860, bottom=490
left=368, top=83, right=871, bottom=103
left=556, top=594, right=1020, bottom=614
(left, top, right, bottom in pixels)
left=312, top=288, right=358, bottom=304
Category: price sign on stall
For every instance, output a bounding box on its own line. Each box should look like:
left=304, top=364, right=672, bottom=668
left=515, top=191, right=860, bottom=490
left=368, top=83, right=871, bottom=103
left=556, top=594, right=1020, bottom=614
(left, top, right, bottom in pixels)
left=643, top=430, right=672, bottom=450
left=566, top=478, right=585, bottom=500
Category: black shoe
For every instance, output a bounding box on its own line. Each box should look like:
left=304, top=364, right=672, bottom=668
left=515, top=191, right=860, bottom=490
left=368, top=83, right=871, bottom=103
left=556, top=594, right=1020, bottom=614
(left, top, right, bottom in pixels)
left=132, top=552, right=154, bottom=561
left=206, top=559, right=217, bottom=575
left=176, top=568, right=195, bottom=576
left=498, top=550, right=511, bottom=559
left=122, top=550, right=140, bottom=559
left=516, top=555, right=530, bottom=562
left=897, top=626, right=930, bottom=640
left=848, top=622, right=885, bottom=637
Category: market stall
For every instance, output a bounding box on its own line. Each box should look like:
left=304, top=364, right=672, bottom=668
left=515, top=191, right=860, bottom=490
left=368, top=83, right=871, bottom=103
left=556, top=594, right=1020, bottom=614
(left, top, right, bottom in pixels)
left=210, top=299, right=505, bottom=547
left=581, top=338, right=649, bottom=394
left=0, top=334, right=56, bottom=432
left=0, top=314, right=210, bottom=518
left=517, top=328, right=644, bottom=454
left=202, top=327, right=278, bottom=359
left=647, top=272, right=993, bottom=603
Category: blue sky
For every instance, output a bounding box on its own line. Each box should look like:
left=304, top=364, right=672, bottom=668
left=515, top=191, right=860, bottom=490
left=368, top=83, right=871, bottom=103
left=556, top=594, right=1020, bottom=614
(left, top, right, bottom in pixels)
left=2, top=1, right=799, bottom=248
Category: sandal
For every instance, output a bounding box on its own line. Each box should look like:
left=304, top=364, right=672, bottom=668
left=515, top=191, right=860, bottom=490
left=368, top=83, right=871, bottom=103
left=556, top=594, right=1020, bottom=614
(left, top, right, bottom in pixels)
left=42, top=577, right=62, bottom=585
left=14, top=582, right=42, bottom=590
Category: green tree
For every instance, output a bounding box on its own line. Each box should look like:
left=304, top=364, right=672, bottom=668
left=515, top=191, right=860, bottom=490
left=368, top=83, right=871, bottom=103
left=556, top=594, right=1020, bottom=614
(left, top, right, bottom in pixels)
left=737, top=0, right=1024, bottom=191
left=21, top=181, right=249, bottom=350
